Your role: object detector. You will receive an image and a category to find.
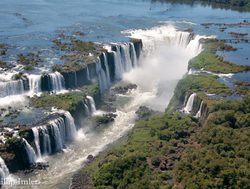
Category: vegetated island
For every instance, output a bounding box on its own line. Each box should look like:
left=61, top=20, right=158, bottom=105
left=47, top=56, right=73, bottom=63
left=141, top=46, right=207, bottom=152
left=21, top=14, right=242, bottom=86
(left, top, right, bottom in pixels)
left=71, top=38, right=250, bottom=188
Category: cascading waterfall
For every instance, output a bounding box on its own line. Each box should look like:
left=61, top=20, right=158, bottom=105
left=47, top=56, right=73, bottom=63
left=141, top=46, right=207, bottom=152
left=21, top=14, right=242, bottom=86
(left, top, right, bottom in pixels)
left=23, top=138, right=37, bottom=164
left=120, top=44, right=133, bottom=72
left=74, top=72, right=78, bottom=87
left=130, top=43, right=138, bottom=67
left=0, top=80, right=25, bottom=98
left=0, top=156, right=9, bottom=180
left=111, top=43, right=137, bottom=80
left=40, top=127, right=52, bottom=155
left=183, top=93, right=197, bottom=114
left=29, top=111, right=77, bottom=155
left=86, top=66, right=91, bottom=81
left=84, top=102, right=90, bottom=116
left=28, top=74, right=42, bottom=95
left=102, top=52, right=111, bottom=87
left=63, top=111, right=77, bottom=141
left=195, top=101, right=203, bottom=118
left=86, top=96, right=96, bottom=114
left=122, top=25, right=204, bottom=111
left=174, top=32, right=191, bottom=47
left=96, top=58, right=109, bottom=92
left=112, top=47, right=123, bottom=79
left=32, top=127, right=42, bottom=159
left=49, top=72, right=65, bottom=93
left=49, top=118, right=65, bottom=152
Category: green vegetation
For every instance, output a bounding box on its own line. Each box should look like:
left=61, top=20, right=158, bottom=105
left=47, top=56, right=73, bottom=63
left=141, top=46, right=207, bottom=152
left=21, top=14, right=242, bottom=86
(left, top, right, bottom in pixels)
left=74, top=34, right=250, bottom=188
left=17, top=53, right=41, bottom=71
left=188, top=39, right=250, bottom=73
left=167, top=74, right=232, bottom=113
left=83, top=84, right=100, bottom=96
left=52, top=38, right=105, bottom=72
left=12, top=73, right=27, bottom=80
left=52, top=61, right=87, bottom=72
left=81, top=113, right=198, bottom=189
left=175, top=95, right=250, bottom=188
left=31, top=91, right=86, bottom=112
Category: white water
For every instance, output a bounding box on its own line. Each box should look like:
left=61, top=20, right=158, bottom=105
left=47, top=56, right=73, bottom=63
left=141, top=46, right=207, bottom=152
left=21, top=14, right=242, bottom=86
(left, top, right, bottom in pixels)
left=112, top=43, right=137, bottom=80
left=40, top=127, right=52, bottom=155
left=86, top=66, right=91, bottom=81
left=86, top=96, right=96, bottom=114
left=49, top=118, right=64, bottom=152
left=63, top=111, right=77, bottom=141
left=103, top=52, right=111, bottom=87
left=23, top=139, right=37, bottom=164
left=32, top=127, right=42, bottom=160
left=130, top=43, right=138, bottom=67
left=28, top=75, right=42, bottom=96
left=0, top=72, right=66, bottom=107
left=183, top=93, right=197, bottom=114
left=122, top=25, right=203, bottom=111
left=49, top=72, right=65, bottom=93
left=96, top=58, right=109, bottom=92
left=15, top=25, right=205, bottom=188
left=0, top=156, right=9, bottom=180
left=0, top=80, right=25, bottom=98
left=195, top=101, right=203, bottom=118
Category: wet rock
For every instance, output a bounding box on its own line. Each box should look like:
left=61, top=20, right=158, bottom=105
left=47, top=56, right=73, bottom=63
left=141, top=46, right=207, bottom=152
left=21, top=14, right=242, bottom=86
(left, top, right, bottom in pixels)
left=112, top=83, right=137, bottom=94
left=87, top=155, right=94, bottom=161
left=30, top=162, right=49, bottom=170
left=92, top=113, right=117, bottom=127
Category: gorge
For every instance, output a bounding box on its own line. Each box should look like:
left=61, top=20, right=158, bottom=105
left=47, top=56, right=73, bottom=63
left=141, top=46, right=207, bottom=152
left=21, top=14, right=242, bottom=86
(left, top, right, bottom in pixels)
left=0, top=0, right=249, bottom=188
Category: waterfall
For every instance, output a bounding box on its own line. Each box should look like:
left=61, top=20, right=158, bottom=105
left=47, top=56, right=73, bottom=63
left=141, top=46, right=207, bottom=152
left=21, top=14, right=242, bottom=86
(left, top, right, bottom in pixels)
left=103, top=53, right=111, bottom=87
left=86, top=66, right=91, bottom=81
left=74, top=71, right=78, bottom=87
left=183, top=93, right=197, bottom=114
left=112, top=43, right=137, bottom=80
left=49, top=72, right=65, bottom=93
left=96, top=58, right=109, bottom=92
left=175, top=32, right=191, bottom=47
left=28, top=74, right=42, bottom=95
left=23, top=138, right=37, bottom=164
left=120, top=44, right=133, bottom=72
left=0, top=80, right=25, bottom=98
left=195, top=101, right=203, bottom=118
left=130, top=43, right=138, bottom=67
left=63, top=111, right=77, bottom=141
left=0, top=156, right=9, bottom=181
left=32, top=127, right=41, bottom=159
left=28, top=111, right=77, bottom=155
left=40, top=127, right=52, bottom=155
left=49, top=118, right=64, bottom=152
left=86, top=96, right=96, bottom=114
left=84, top=103, right=90, bottom=116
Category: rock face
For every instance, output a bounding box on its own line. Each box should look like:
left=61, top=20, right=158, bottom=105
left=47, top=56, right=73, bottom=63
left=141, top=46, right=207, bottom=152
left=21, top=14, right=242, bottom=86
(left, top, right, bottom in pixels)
left=59, top=41, right=141, bottom=90
left=112, top=83, right=137, bottom=94
left=92, top=113, right=117, bottom=127
left=2, top=138, right=31, bottom=172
